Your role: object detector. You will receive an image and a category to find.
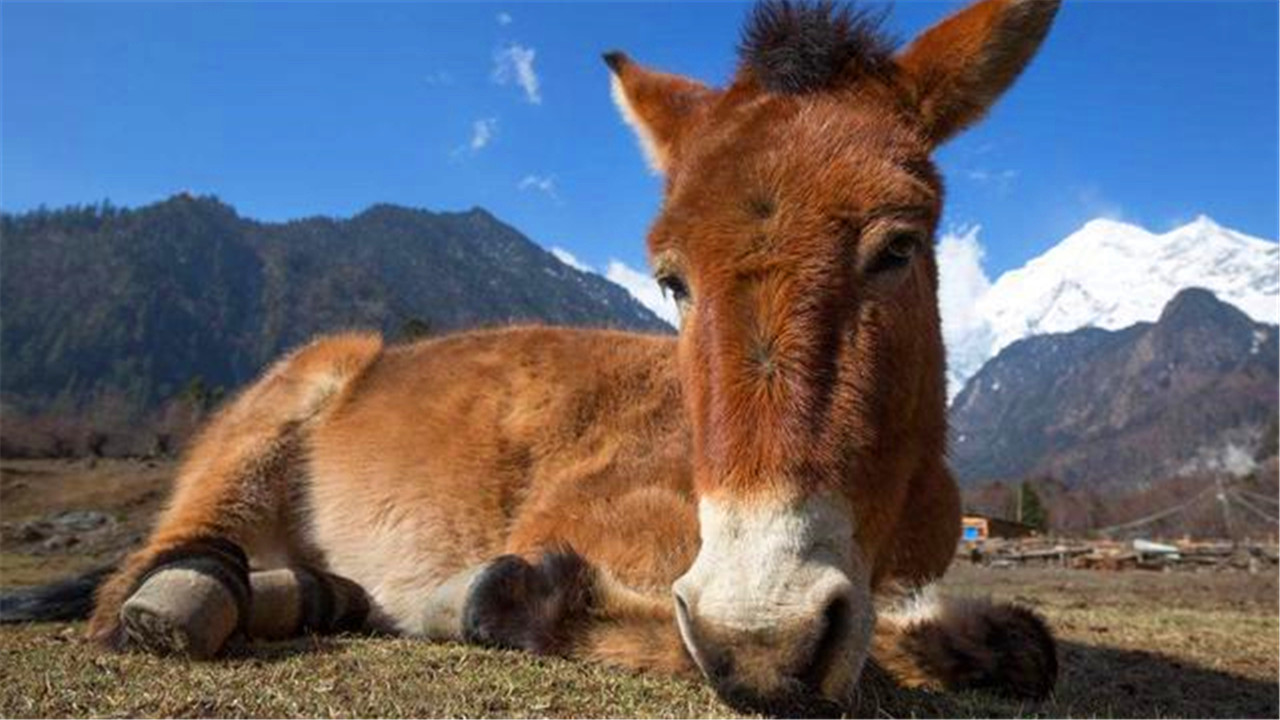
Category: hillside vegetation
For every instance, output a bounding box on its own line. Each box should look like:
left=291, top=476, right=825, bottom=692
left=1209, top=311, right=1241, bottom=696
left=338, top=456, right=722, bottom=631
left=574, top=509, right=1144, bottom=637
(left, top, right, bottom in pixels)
left=1, top=196, right=668, bottom=416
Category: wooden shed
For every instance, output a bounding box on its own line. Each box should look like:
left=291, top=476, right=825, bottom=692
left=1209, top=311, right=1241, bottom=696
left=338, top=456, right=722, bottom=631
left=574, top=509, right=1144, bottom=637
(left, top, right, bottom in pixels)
left=961, top=514, right=1037, bottom=542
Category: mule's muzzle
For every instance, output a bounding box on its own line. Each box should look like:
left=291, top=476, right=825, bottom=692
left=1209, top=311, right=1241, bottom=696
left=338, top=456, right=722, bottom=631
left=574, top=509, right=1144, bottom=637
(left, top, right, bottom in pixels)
left=675, top=582, right=858, bottom=715
left=672, top=496, right=873, bottom=714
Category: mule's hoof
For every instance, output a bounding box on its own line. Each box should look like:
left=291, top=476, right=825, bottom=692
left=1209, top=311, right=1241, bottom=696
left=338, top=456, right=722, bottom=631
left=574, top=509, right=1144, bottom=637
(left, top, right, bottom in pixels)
left=461, top=551, right=597, bottom=655
left=120, top=595, right=197, bottom=657
left=904, top=599, right=1058, bottom=701
left=120, top=538, right=250, bottom=659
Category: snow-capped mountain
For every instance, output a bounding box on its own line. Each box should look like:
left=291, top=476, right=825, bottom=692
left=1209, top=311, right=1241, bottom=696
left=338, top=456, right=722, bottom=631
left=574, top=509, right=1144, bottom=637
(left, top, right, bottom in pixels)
left=945, top=215, right=1279, bottom=398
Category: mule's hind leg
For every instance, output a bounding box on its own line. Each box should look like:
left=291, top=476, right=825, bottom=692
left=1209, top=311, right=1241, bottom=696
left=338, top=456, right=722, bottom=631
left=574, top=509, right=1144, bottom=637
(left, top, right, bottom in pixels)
left=247, top=567, right=371, bottom=641
left=871, top=588, right=1058, bottom=700
left=88, top=333, right=382, bottom=657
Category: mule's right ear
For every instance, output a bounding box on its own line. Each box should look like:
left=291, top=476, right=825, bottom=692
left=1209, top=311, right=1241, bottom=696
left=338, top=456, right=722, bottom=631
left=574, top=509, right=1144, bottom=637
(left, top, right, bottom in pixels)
left=604, top=52, right=714, bottom=174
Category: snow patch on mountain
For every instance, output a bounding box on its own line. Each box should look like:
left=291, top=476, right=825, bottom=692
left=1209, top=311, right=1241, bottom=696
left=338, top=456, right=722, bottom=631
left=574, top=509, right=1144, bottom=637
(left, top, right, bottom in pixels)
left=941, top=215, right=1279, bottom=399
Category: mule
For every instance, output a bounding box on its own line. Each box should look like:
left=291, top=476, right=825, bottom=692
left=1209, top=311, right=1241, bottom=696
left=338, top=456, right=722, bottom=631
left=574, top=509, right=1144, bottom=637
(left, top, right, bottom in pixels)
left=85, top=0, right=1061, bottom=713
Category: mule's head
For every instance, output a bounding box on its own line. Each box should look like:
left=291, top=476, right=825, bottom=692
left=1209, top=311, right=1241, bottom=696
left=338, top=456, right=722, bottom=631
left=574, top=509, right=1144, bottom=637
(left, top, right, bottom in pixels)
left=607, top=0, right=1058, bottom=712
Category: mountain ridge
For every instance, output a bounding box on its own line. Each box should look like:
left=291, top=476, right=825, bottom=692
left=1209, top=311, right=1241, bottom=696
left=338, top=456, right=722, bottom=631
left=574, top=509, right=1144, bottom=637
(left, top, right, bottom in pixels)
left=0, top=194, right=671, bottom=414
left=949, top=287, right=1279, bottom=488
left=946, top=215, right=1279, bottom=397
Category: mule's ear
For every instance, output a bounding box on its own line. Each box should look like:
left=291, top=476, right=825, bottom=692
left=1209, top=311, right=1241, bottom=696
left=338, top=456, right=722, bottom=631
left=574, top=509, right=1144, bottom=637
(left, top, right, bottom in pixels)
left=604, top=51, right=713, bottom=174
left=895, top=0, right=1060, bottom=146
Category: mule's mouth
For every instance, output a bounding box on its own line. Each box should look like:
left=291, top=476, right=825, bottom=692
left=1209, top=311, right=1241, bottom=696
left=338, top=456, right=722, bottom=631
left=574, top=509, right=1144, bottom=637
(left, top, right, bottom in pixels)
left=713, top=679, right=848, bottom=719
left=672, top=494, right=874, bottom=714
left=801, top=590, right=855, bottom=690
left=692, top=596, right=865, bottom=716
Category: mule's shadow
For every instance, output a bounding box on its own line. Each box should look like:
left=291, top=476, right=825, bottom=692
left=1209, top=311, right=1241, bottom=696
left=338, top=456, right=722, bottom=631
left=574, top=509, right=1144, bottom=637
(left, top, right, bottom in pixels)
left=860, top=641, right=1278, bottom=719
left=120, top=632, right=1278, bottom=717
left=218, top=631, right=374, bottom=664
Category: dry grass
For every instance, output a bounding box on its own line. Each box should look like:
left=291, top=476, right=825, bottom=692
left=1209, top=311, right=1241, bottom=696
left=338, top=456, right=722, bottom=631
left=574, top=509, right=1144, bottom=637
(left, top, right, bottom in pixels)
left=1, top=459, right=1277, bottom=718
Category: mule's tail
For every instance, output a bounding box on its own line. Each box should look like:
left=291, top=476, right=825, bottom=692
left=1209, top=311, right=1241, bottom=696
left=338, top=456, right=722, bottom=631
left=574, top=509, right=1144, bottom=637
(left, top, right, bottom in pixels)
left=0, top=566, right=113, bottom=624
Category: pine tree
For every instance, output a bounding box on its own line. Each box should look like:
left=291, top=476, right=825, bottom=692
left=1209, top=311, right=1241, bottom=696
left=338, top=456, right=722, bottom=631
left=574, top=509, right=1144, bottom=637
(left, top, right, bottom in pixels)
left=1020, top=481, right=1049, bottom=532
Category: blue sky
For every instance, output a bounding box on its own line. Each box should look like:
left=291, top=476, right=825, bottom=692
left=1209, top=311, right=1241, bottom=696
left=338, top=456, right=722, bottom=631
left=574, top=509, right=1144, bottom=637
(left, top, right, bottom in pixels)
left=3, top=0, right=1277, bottom=305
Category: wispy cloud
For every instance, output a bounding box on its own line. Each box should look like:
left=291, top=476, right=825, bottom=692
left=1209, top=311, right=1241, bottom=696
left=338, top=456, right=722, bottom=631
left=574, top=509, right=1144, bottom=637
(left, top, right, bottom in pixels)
left=550, top=246, right=589, bottom=272
left=605, top=260, right=680, bottom=326
left=470, top=117, right=497, bottom=151
left=449, top=118, right=498, bottom=160
left=422, top=70, right=454, bottom=86
left=937, top=225, right=993, bottom=346
left=966, top=168, right=1017, bottom=183
left=544, top=248, right=678, bottom=326
left=965, top=167, right=1018, bottom=194
left=496, top=12, right=513, bottom=26
left=517, top=174, right=558, bottom=200
left=451, top=118, right=498, bottom=159
left=492, top=44, right=541, bottom=104
left=1075, top=185, right=1125, bottom=221
left=936, top=224, right=996, bottom=399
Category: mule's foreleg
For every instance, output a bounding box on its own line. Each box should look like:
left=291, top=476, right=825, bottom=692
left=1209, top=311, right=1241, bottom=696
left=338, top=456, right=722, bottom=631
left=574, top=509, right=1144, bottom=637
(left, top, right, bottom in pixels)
left=417, top=550, right=696, bottom=678
left=421, top=559, right=1058, bottom=703
left=870, top=588, right=1058, bottom=701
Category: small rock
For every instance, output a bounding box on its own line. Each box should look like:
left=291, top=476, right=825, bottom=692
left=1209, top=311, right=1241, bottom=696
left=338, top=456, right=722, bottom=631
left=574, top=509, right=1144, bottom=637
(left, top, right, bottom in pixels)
left=50, top=510, right=112, bottom=533
left=42, top=534, right=80, bottom=551
left=13, top=521, right=50, bottom=542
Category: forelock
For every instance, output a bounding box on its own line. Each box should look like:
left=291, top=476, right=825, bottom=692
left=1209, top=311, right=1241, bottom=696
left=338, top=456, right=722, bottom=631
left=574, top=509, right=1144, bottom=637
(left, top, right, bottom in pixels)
left=738, top=0, right=897, bottom=95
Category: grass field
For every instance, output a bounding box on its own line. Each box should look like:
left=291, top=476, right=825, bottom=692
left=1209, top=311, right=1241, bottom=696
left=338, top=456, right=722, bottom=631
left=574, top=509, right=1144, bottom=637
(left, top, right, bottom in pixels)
left=1, top=459, right=1277, bottom=718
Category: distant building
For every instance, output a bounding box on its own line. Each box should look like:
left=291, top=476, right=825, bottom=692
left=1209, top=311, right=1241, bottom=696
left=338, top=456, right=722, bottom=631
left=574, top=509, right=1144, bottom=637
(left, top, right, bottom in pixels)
left=961, top=514, right=1037, bottom=542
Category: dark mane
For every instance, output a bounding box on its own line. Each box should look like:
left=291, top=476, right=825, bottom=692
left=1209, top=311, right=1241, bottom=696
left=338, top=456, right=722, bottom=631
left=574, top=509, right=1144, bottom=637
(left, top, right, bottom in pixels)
left=738, top=0, right=897, bottom=94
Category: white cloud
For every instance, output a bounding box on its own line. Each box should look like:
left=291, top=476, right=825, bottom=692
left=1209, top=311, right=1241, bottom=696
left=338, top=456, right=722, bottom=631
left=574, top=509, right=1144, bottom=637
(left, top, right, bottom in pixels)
left=966, top=168, right=1018, bottom=195
left=469, top=117, right=497, bottom=151
left=936, top=225, right=997, bottom=400
left=492, top=44, right=541, bottom=104
left=517, top=174, right=559, bottom=201
left=937, top=225, right=992, bottom=342
left=605, top=260, right=680, bottom=326
left=423, top=70, right=454, bottom=86
left=543, top=247, right=677, bottom=326
left=550, top=246, right=589, bottom=272
left=496, top=12, right=512, bottom=26
left=966, top=168, right=1017, bottom=184
left=1075, top=185, right=1125, bottom=221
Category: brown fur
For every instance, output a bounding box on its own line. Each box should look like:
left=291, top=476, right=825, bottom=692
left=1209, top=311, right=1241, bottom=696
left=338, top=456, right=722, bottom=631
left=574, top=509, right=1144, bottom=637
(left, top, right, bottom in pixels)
left=874, top=595, right=1058, bottom=700
left=89, top=0, right=1061, bottom=711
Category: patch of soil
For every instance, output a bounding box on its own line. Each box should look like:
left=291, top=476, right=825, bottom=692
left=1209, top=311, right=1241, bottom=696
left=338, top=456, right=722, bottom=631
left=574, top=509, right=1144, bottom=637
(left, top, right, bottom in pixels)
left=0, top=459, right=174, bottom=587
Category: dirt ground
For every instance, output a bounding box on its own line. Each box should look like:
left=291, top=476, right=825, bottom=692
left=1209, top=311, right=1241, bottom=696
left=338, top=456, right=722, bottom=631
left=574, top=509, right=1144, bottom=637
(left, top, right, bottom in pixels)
left=1, top=459, right=1277, bottom=718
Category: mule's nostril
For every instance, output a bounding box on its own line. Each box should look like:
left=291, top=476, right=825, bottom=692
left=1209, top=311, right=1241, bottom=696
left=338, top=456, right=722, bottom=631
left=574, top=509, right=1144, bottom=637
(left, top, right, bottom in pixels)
left=804, top=592, right=853, bottom=687
left=673, top=586, right=708, bottom=674
left=673, top=589, right=691, bottom=624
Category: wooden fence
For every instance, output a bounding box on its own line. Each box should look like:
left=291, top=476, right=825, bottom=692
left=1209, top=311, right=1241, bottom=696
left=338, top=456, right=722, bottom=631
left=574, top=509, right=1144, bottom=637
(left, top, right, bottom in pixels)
left=957, top=537, right=1280, bottom=572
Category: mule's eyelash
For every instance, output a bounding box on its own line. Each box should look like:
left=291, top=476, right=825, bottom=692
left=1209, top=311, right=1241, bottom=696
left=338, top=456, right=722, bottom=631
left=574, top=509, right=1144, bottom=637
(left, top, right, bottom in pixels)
left=866, top=230, right=923, bottom=274
left=657, top=273, right=691, bottom=303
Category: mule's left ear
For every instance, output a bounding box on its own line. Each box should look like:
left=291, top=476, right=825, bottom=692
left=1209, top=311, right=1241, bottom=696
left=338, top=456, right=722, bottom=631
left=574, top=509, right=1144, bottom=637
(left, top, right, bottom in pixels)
left=895, top=0, right=1060, bottom=146
left=604, top=52, right=714, bottom=174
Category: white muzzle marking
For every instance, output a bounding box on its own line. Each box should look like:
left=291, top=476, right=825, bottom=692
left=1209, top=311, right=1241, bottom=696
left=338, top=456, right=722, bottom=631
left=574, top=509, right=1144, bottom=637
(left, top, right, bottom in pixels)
left=672, top=494, right=874, bottom=700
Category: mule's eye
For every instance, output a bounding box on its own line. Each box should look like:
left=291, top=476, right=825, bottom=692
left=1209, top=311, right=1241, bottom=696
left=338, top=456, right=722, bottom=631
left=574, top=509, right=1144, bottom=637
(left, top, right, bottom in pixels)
left=657, top=273, right=690, bottom=304
left=868, top=231, right=922, bottom=274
